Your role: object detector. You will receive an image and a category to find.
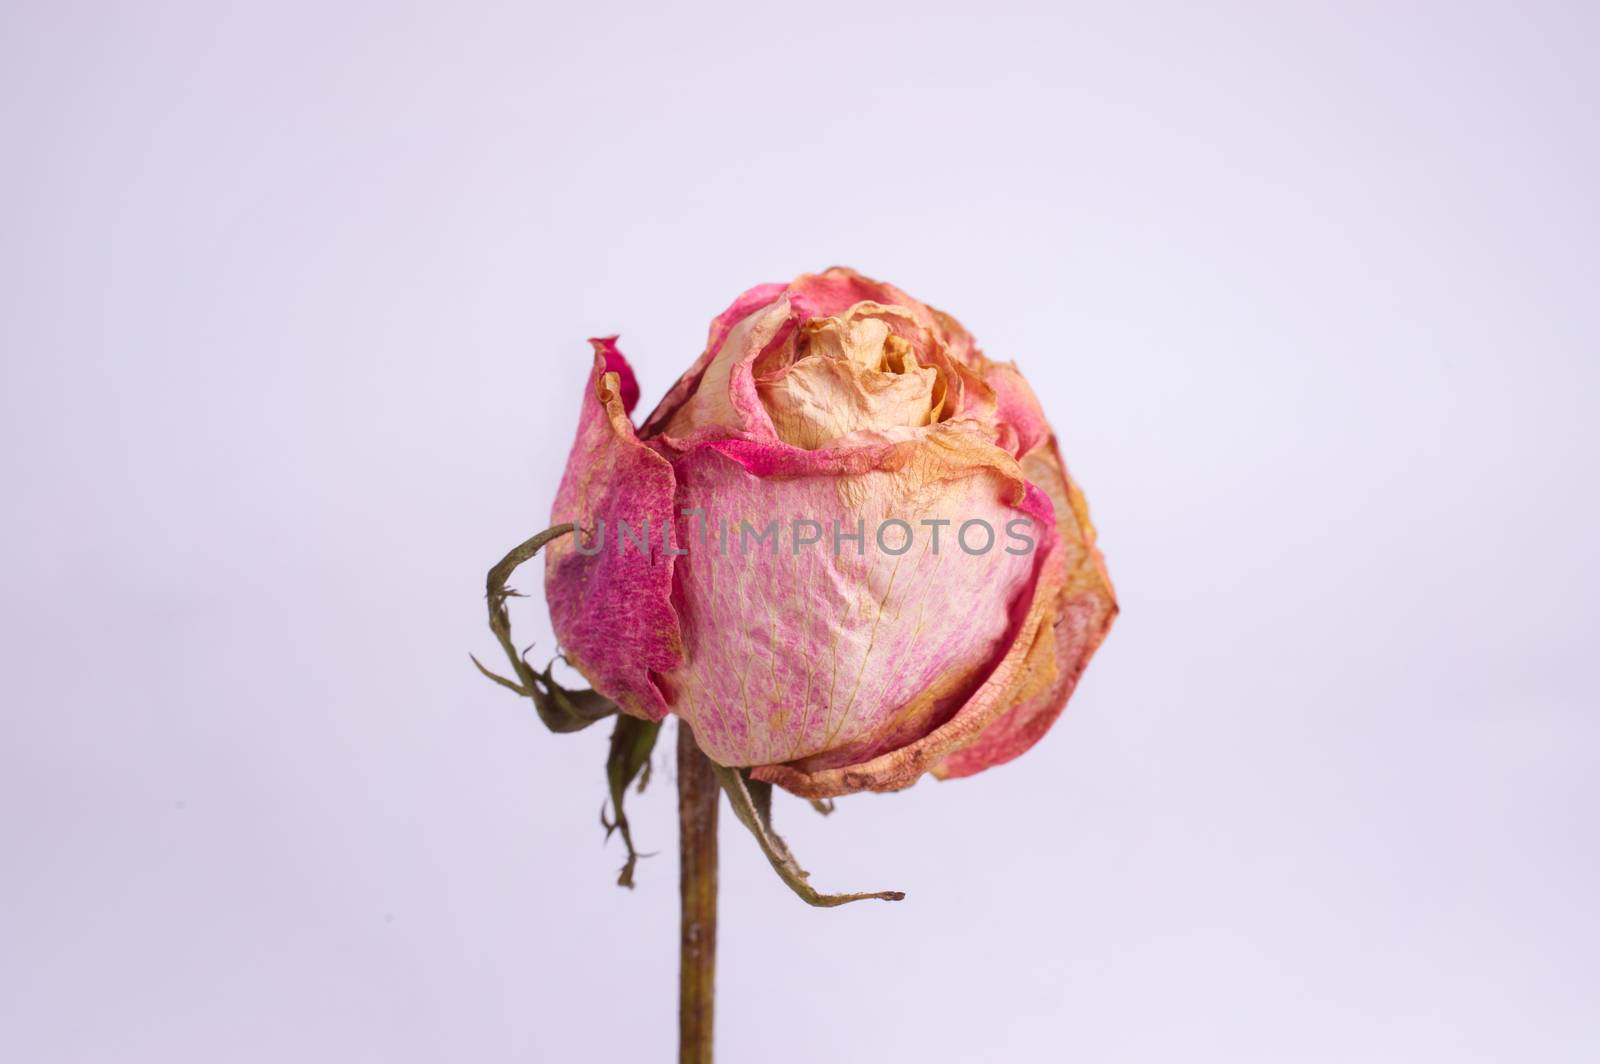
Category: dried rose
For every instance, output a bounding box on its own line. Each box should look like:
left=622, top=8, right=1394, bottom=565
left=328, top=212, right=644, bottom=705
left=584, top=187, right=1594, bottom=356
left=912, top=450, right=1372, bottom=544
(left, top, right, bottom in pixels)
left=544, top=268, right=1115, bottom=800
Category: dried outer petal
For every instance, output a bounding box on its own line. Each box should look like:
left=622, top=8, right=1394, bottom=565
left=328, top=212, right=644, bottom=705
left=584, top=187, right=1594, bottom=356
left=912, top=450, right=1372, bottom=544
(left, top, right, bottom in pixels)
left=750, top=488, right=1067, bottom=799
left=933, top=440, right=1117, bottom=779
left=544, top=340, right=683, bottom=720
left=590, top=334, right=641, bottom=415
left=663, top=424, right=1046, bottom=774
left=653, top=296, right=795, bottom=445
left=639, top=282, right=789, bottom=437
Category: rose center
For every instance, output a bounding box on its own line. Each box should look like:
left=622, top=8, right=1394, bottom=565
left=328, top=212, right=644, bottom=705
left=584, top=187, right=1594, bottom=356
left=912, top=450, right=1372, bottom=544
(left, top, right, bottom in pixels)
left=755, top=305, right=945, bottom=449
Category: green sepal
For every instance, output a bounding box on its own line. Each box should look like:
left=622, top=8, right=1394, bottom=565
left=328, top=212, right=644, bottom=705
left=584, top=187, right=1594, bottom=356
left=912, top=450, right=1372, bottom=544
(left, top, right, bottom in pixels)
left=712, top=765, right=905, bottom=907
left=473, top=524, right=616, bottom=733
left=602, top=715, right=662, bottom=888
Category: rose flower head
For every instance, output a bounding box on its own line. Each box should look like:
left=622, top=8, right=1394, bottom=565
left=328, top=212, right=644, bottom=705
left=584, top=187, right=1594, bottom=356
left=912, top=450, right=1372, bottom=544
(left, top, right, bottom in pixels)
left=544, top=268, right=1116, bottom=799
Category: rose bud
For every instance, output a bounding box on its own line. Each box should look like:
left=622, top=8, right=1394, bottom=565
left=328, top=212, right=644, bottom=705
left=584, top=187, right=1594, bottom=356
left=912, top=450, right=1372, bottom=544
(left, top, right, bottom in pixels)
left=545, top=268, right=1115, bottom=799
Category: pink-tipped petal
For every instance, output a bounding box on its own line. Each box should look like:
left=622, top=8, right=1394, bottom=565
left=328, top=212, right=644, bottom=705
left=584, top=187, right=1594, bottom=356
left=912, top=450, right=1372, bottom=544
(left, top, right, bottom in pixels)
left=932, top=442, right=1117, bottom=778
left=661, top=424, right=1053, bottom=792
left=589, top=335, right=641, bottom=416
left=984, top=361, right=1052, bottom=459
left=544, top=345, right=683, bottom=720
left=750, top=482, right=1065, bottom=798
left=640, top=282, right=788, bottom=437
left=784, top=267, right=928, bottom=321
left=652, top=297, right=795, bottom=445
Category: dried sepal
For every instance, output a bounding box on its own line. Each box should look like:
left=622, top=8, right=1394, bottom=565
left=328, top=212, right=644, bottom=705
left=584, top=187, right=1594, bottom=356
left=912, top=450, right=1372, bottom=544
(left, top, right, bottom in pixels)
left=712, top=764, right=904, bottom=907
left=474, top=524, right=616, bottom=733
left=603, top=716, right=661, bottom=888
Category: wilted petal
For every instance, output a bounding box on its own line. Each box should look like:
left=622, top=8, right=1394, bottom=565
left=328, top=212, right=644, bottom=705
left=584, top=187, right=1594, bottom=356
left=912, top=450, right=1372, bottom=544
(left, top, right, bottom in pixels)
left=663, top=424, right=1046, bottom=775
left=758, top=308, right=941, bottom=449
left=933, top=442, right=1117, bottom=778
left=786, top=267, right=937, bottom=330
left=750, top=480, right=1065, bottom=799
left=640, top=281, right=788, bottom=437
left=590, top=335, right=640, bottom=415
left=544, top=341, right=683, bottom=720
left=983, top=361, right=1052, bottom=459
left=654, top=297, right=795, bottom=444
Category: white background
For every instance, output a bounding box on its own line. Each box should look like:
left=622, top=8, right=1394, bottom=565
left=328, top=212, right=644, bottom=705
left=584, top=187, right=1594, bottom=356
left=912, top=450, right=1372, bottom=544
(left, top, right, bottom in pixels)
left=4, top=3, right=1596, bottom=1061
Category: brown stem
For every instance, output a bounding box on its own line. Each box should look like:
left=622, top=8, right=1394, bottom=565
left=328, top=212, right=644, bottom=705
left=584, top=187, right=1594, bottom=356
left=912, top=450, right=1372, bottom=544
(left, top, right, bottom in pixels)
left=677, top=721, right=719, bottom=1064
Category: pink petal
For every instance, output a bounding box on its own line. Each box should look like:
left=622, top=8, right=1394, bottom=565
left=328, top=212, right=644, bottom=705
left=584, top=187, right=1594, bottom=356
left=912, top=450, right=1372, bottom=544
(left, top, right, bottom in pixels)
left=747, top=478, right=1063, bottom=798
left=664, top=426, right=1048, bottom=777
left=649, top=298, right=795, bottom=445
left=543, top=342, right=683, bottom=720
left=984, top=361, right=1052, bottom=459
left=639, top=282, right=788, bottom=437
left=933, top=442, right=1118, bottom=778
left=588, top=335, right=640, bottom=415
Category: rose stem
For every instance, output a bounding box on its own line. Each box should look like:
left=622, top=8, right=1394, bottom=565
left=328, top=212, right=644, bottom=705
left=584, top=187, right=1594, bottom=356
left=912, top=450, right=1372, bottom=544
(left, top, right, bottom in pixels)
left=677, top=720, right=719, bottom=1064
